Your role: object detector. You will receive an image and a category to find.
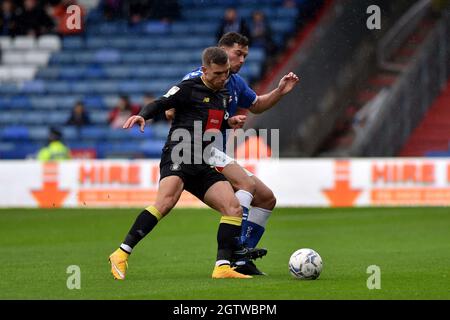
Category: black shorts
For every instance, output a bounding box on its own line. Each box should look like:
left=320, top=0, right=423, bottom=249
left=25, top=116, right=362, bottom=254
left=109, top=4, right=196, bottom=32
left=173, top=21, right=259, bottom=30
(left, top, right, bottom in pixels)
left=159, top=148, right=227, bottom=200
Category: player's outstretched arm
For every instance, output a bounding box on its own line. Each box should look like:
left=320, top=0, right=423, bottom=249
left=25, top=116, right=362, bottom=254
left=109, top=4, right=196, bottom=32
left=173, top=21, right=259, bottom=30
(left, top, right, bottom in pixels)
left=123, top=115, right=146, bottom=132
left=249, top=72, right=300, bottom=114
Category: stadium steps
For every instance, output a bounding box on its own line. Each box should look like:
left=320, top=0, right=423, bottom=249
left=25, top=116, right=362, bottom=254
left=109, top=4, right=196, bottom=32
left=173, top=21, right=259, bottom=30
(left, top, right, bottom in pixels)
left=317, top=15, right=436, bottom=156
left=399, top=80, right=450, bottom=156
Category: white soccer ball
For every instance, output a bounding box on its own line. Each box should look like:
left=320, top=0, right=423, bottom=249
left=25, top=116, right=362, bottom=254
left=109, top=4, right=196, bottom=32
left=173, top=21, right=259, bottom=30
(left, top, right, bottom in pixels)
left=289, top=248, right=323, bottom=280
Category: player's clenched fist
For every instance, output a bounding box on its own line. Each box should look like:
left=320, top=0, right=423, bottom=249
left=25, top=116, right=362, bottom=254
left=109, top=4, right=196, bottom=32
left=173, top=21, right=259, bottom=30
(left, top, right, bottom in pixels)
left=228, top=115, right=247, bottom=129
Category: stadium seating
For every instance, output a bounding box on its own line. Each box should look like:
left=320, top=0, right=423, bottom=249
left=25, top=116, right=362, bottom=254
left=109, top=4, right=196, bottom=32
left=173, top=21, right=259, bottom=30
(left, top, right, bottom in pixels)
left=0, top=0, right=300, bottom=159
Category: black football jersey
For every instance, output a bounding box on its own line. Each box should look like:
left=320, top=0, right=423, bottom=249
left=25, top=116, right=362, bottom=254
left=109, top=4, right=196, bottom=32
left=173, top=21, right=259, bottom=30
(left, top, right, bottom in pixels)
left=139, top=77, right=230, bottom=160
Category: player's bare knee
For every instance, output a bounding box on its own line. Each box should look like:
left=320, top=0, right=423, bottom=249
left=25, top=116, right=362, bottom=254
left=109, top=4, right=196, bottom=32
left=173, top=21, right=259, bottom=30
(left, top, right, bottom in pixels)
left=266, top=192, right=277, bottom=210
left=253, top=189, right=277, bottom=210
left=218, top=198, right=242, bottom=217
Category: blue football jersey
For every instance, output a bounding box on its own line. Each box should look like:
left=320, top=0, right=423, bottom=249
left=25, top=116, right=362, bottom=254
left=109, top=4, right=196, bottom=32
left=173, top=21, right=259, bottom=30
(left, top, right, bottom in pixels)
left=183, top=67, right=257, bottom=117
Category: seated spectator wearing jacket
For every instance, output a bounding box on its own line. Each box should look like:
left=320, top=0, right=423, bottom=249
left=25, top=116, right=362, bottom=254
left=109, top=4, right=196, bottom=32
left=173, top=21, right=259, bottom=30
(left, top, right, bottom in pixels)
left=66, top=101, right=91, bottom=127
left=16, top=0, right=54, bottom=36
left=216, top=8, right=251, bottom=43
left=108, top=95, right=141, bottom=129
left=0, top=0, right=19, bottom=36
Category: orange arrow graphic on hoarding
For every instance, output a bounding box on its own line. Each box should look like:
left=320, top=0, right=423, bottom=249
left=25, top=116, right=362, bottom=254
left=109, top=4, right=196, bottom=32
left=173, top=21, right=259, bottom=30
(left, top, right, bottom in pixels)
left=322, top=160, right=361, bottom=207
left=31, top=162, right=69, bottom=208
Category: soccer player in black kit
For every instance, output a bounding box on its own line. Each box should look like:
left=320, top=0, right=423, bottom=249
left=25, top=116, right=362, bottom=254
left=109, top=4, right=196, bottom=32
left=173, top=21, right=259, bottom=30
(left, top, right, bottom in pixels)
left=109, top=47, right=265, bottom=279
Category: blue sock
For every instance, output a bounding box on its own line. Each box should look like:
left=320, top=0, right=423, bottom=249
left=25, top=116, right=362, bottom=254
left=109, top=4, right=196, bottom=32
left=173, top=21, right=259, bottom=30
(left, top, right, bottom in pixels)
left=241, top=207, right=271, bottom=249
left=240, top=219, right=265, bottom=248
left=239, top=206, right=249, bottom=245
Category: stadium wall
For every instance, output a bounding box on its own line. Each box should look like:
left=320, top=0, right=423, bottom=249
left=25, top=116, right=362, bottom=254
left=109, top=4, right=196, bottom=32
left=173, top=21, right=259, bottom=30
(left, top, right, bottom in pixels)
left=2, top=158, right=450, bottom=208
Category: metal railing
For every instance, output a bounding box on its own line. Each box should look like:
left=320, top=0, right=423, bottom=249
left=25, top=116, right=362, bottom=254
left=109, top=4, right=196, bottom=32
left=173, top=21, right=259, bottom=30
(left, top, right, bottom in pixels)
left=350, top=10, right=450, bottom=156
left=377, top=0, right=432, bottom=72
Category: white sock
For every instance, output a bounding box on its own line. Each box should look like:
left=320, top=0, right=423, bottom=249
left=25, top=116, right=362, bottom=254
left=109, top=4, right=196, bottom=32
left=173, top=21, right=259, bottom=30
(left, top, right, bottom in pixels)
left=120, top=243, right=133, bottom=254
left=235, top=190, right=253, bottom=218
left=248, top=207, right=271, bottom=228
left=215, top=260, right=230, bottom=266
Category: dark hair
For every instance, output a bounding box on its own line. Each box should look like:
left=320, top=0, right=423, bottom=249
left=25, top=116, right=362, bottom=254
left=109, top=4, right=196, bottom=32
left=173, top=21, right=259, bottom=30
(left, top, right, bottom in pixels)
left=218, top=32, right=249, bottom=48
left=49, top=127, right=62, bottom=141
left=202, top=47, right=229, bottom=66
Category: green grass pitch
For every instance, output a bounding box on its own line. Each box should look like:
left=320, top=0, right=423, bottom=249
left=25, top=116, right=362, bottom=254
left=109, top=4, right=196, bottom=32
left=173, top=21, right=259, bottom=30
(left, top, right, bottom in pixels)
left=0, top=207, right=449, bottom=300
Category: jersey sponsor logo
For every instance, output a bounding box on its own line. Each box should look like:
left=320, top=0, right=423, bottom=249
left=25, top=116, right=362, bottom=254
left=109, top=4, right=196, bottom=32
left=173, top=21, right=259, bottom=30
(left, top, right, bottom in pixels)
left=170, top=163, right=181, bottom=171
left=203, top=97, right=210, bottom=103
left=205, top=109, right=224, bottom=131
left=163, top=86, right=180, bottom=98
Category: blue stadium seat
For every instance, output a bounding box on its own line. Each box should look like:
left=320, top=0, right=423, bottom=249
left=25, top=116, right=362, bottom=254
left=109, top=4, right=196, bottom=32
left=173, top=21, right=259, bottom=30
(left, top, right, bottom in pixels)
left=96, top=141, right=145, bottom=159
left=94, top=49, right=121, bottom=64
left=30, top=96, right=59, bottom=109
left=21, top=80, right=46, bottom=94
left=91, top=81, right=120, bottom=94
left=424, top=150, right=450, bottom=157
left=0, top=141, right=41, bottom=159
left=0, top=97, right=9, bottom=109
left=28, top=126, right=50, bottom=140
left=48, top=112, right=70, bottom=125
left=90, top=110, right=109, bottom=124
left=103, top=66, right=132, bottom=79
left=1, top=126, right=29, bottom=141
left=84, top=95, right=106, bottom=109
left=122, top=52, right=147, bottom=63
left=60, top=67, right=86, bottom=80
left=152, top=123, right=170, bottom=140
left=22, top=112, right=48, bottom=125
left=46, top=81, right=71, bottom=94
left=80, top=126, right=109, bottom=140
left=10, top=96, right=30, bottom=108
left=118, top=81, right=147, bottom=94
left=143, top=21, right=171, bottom=34
left=62, top=127, right=79, bottom=140
left=50, top=52, right=74, bottom=64
left=71, top=81, right=94, bottom=94
left=36, top=67, right=60, bottom=79
left=85, top=66, right=106, bottom=79
left=63, top=36, right=84, bottom=49
left=56, top=95, right=79, bottom=109
left=271, top=20, right=295, bottom=33
left=140, top=140, right=165, bottom=158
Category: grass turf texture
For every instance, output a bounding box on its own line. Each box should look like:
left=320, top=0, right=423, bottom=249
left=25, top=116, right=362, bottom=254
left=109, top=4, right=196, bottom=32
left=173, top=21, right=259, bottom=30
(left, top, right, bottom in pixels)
left=0, top=207, right=449, bottom=300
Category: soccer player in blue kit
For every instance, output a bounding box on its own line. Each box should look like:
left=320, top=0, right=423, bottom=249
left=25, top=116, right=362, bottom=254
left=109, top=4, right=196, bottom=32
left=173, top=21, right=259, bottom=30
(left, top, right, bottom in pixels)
left=167, top=32, right=300, bottom=275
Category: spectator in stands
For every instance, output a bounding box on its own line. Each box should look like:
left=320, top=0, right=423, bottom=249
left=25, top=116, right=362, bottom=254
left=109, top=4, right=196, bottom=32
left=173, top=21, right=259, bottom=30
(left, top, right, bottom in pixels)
left=108, top=95, right=140, bottom=129
left=294, top=0, right=324, bottom=27
left=216, top=8, right=251, bottom=43
left=16, top=0, right=55, bottom=36
left=66, top=101, right=91, bottom=127
left=100, top=0, right=123, bottom=20
left=37, top=127, right=71, bottom=161
left=49, top=0, right=86, bottom=36
left=250, top=10, right=277, bottom=55
left=147, top=0, right=180, bottom=22
left=0, top=0, right=18, bottom=36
